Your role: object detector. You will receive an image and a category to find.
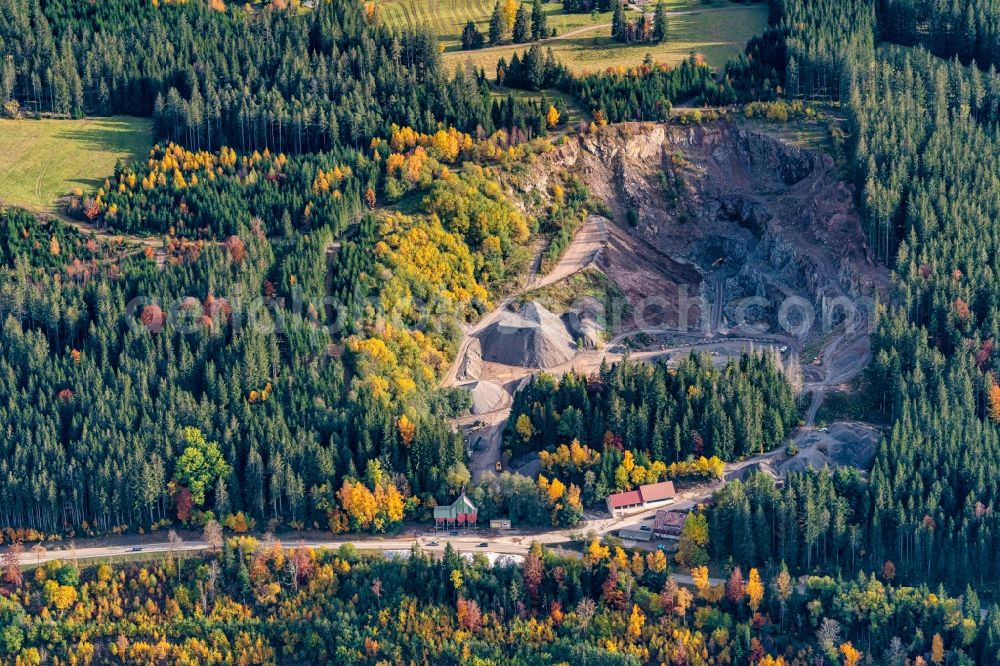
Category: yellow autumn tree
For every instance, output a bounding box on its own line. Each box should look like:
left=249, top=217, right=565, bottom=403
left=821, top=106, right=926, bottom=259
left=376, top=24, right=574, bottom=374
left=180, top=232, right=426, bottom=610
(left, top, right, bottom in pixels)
left=338, top=479, right=377, bottom=531
left=675, top=512, right=710, bottom=567
left=747, top=568, right=764, bottom=614
left=630, top=551, right=645, bottom=577
left=584, top=538, right=609, bottom=566
left=674, top=586, right=692, bottom=624
left=989, top=383, right=1000, bottom=423
left=539, top=475, right=566, bottom=504
left=546, top=105, right=560, bottom=129
left=691, top=566, right=712, bottom=600
left=627, top=604, right=645, bottom=640
left=49, top=235, right=60, bottom=256
left=516, top=413, right=534, bottom=441
left=383, top=483, right=406, bottom=524
left=501, top=0, right=518, bottom=33
left=645, top=549, right=668, bottom=573
left=397, top=414, right=416, bottom=446
left=615, top=450, right=637, bottom=490
left=759, top=657, right=787, bottom=666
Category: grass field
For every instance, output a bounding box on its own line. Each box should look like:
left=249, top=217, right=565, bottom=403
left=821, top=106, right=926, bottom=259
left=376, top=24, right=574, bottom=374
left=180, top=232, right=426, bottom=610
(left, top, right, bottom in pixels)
left=443, top=3, right=768, bottom=74
left=381, top=0, right=701, bottom=52
left=0, top=116, right=153, bottom=212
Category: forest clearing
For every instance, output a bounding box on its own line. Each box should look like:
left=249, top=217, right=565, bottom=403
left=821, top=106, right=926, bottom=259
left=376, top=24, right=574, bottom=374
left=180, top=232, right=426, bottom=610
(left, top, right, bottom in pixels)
left=0, top=116, right=151, bottom=211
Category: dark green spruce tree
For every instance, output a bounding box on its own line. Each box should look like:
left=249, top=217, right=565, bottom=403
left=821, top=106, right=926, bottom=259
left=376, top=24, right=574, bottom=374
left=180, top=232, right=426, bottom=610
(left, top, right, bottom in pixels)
left=531, top=0, right=547, bottom=41
left=653, top=0, right=668, bottom=43
left=489, top=1, right=505, bottom=45
left=513, top=3, right=531, bottom=43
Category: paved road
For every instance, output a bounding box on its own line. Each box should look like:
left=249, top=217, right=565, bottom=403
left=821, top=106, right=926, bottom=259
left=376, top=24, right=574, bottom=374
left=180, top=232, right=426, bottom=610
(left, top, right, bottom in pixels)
left=12, top=474, right=730, bottom=583
left=13, top=511, right=723, bottom=587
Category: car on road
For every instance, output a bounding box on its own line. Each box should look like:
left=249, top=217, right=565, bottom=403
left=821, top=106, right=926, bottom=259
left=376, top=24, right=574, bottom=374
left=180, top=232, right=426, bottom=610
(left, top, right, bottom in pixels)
left=130, top=546, right=143, bottom=552
left=477, top=542, right=488, bottom=548
left=449, top=531, right=459, bottom=536
left=639, top=525, right=652, bottom=532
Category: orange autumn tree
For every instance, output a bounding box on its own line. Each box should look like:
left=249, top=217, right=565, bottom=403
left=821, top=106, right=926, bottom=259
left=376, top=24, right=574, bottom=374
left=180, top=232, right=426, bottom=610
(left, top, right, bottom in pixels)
left=988, top=381, right=1000, bottom=423
left=397, top=414, right=416, bottom=446
left=840, top=642, right=863, bottom=666
left=336, top=461, right=407, bottom=532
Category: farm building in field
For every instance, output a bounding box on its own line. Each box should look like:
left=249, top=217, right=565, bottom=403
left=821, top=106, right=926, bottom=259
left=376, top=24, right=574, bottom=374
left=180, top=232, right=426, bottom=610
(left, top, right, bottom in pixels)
left=606, top=481, right=676, bottom=517
left=433, top=492, right=478, bottom=531
left=489, top=519, right=512, bottom=530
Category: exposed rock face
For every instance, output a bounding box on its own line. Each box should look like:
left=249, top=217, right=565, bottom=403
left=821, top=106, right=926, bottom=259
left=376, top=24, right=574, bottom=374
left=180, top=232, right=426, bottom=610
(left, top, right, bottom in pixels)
left=539, top=121, right=888, bottom=337
left=564, top=296, right=605, bottom=350
left=477, top=301, right=577, bottom=369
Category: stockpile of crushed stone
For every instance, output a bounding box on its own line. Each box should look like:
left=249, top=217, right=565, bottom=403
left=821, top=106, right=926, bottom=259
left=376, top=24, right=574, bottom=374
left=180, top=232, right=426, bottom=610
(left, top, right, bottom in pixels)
left=779, top=422, right=878, bottom=474
left=477, top=301, right=577, bottom=368
left=462, top=380, right=507, bottom=415
left=725, top=461, right=780, bottom=483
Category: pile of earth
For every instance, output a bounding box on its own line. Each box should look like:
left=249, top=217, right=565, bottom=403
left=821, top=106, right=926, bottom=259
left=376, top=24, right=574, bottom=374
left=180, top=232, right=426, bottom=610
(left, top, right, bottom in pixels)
left=457, top=338, right=483, bottom=381
left=477, top=301, right=577, bottom=369
left=725, top=460, right=780, bottom=483
left=779, top=422, right=879, bottom=474
left=461, top=380, right=508, bottom=415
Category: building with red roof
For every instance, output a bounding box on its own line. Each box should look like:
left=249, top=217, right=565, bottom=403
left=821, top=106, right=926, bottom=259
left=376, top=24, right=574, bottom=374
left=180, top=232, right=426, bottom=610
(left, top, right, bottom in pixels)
left=605, top=480, right=676, bottom=517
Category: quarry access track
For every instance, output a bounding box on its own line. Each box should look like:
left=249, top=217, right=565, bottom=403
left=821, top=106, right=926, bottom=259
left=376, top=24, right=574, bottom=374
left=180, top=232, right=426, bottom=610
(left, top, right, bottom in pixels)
left=446, top=207, right=873, bottom=481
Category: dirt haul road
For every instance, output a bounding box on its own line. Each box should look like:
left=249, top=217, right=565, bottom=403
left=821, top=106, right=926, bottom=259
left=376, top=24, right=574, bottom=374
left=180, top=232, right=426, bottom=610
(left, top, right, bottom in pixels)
left=456, top=303, right=872, bottom=482
left=447, top=215, right=810, bottom=481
